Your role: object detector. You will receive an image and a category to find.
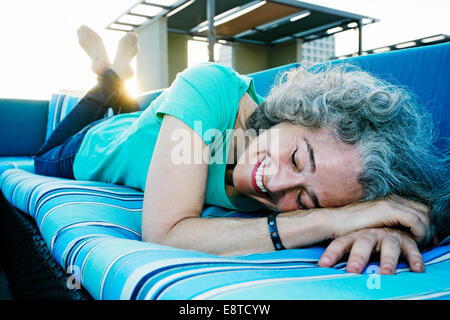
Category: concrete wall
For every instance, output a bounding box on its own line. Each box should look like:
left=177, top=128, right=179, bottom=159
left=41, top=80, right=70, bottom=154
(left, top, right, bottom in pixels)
left=136, top=18, right=169, bottom=93
left=232, top=40, right=303, bottom=74
left=168, top=33, right=189, bottom=86
left=232, top=42, right=269, bottom=74
left=268, top=39, right=303, bottom=68
left=136, top=18, right=190, bottom=92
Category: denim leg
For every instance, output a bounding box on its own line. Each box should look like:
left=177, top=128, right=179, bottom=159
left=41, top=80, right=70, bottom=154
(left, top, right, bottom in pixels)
left=34, top=131, right=84, bottom=179
left=34, top=118, right=108, bottom=178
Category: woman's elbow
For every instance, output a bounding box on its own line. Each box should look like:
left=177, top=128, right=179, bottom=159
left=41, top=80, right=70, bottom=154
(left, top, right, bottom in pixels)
left=141, top=226, right=168, bottom=245
left=141, top=216, right=197, bottom=246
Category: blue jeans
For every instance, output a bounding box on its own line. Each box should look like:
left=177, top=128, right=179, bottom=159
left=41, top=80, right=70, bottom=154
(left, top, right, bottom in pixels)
left=34, top=69, right=140, bottom=179
left=34, top=118, right=108, bottom=179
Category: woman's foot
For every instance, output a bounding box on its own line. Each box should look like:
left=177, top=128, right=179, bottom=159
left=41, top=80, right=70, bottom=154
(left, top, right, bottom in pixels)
left=77, top=25, right=111, bottom=75
left=110, top=32, right=139, bottom=81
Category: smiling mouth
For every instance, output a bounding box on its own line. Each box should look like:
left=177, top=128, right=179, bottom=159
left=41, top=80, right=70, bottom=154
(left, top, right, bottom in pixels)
left=251, top=158, right=269, bottom=197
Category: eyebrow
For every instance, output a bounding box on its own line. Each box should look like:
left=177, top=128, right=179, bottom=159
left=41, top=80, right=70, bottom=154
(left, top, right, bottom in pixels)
left=303, top=137, right=321, bottom=208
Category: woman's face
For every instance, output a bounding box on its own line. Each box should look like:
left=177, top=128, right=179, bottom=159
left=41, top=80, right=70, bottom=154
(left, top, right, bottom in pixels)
left=232, top=122, right=364, bottom=212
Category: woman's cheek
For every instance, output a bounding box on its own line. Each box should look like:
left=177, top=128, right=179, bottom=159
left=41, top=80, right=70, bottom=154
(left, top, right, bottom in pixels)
left=231, top=165, right=249, bottom=191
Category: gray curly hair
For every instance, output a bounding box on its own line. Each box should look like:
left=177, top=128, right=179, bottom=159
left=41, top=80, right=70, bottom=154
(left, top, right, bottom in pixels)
left=246, top=64, right=450, bottom=239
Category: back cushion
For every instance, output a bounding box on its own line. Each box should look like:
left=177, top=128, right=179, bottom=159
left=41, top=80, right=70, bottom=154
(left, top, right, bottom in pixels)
left=334, top=43, right=450, bottom=153
left=0, top=98, right=48, bottom=156
left=248, top=63, right=300, bottom=98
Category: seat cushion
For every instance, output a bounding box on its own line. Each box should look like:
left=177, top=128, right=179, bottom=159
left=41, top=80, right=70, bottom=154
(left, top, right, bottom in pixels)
left=1, top=168, right=449, bottom=300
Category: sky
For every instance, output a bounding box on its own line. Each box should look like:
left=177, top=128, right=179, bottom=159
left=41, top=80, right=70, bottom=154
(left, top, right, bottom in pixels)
left=0, top=0, right=449, bottom=100
left=305, top=0, right=450, bottom=55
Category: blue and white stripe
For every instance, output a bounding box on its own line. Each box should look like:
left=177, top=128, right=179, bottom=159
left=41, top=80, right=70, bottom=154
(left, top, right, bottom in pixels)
left=1, top=168, right=449, bottom=300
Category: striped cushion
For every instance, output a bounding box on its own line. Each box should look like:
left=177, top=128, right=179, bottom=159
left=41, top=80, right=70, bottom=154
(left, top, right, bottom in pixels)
left=1, top=168, right=449, bottom=300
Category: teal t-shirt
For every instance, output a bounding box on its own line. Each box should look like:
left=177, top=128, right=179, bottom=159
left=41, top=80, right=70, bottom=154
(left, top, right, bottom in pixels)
left=73, top=63, right=264, bottom=212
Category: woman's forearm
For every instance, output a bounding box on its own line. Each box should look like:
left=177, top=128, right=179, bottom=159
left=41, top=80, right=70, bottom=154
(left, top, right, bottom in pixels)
left=143, top=197, right=431, bottom=256
left=151, top=209, right=329, bottom=256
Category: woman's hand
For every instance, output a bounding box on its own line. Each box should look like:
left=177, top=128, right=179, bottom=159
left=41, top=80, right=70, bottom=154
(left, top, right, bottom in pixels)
left=318, top=227, right=424, bottom=274
left=322, top=195, right=434, bottom=248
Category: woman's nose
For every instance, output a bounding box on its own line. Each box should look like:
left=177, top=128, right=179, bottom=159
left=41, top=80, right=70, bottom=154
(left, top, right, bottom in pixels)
left=265, top=163, right=302, bottom=194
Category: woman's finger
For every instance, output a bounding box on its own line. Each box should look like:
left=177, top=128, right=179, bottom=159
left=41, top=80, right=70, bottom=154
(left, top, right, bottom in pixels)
left=379, top=235, right=401, bottom=275
left=318, top=236, right=353, bottom=268
left=401, top=238, right=425, bottom=273
left=346, top=234, right=377, bottom=274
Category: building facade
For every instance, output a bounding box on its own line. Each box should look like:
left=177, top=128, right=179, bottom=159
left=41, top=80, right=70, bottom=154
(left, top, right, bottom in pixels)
left=300, top=35, right=335, bottom=68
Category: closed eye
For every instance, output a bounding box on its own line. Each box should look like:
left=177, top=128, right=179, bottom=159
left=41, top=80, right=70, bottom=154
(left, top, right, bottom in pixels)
left=292, top=148, right=304, bottom=209
left=296, top=191, right=305, bottom=210
left=291, top=147, right=298, bottom=170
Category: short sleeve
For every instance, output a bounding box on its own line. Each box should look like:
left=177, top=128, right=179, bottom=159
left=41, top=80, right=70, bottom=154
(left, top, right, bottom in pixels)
left=155, top=63, right=242, bottom=146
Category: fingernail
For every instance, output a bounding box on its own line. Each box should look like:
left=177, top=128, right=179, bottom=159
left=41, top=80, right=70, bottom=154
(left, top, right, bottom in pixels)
left=382, top=265, right=393, bottom=274
left=415, top=263, right=424, bottom=272
left=321, top=256, right=330, bottom=265
left=348, top=261, right=360, bottom=272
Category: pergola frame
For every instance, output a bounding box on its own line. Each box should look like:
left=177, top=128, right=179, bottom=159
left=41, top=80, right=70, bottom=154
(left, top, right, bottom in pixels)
left=106, top=0, right=377, bottom=61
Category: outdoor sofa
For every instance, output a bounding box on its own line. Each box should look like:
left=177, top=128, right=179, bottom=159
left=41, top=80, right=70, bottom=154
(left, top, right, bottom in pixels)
left=0, top=42, right=449, bottom=300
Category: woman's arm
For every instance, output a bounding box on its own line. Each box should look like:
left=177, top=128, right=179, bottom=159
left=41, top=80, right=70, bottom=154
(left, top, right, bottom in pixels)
left=141, top=114, right=329, bottom=255
left=157, top=211, right=331, bottom=256
left=322, top=195, right=433, bottom=247
left=142, top=115, right=432, bottom=256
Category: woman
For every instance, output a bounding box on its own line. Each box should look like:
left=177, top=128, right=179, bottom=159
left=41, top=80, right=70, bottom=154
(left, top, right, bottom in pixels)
left=35, top=26, right=449, bottom=275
